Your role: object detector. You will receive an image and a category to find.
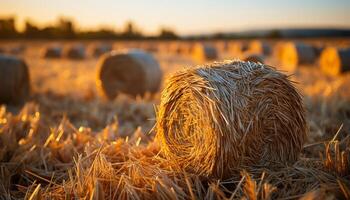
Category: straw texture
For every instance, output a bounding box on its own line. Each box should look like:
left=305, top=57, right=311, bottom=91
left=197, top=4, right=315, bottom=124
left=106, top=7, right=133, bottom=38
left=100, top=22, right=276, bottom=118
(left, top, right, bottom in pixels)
left=156, top=60, right=307, bottom=178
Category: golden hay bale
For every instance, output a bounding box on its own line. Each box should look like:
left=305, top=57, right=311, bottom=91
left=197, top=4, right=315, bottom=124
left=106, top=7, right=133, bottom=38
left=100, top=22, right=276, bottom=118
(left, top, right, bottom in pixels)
left=156, top=60, right=307, bottom=178
left=273, top=42, right=285, bottom=61
left=228, top=41, right=249, bottom=56
left=242, top=54, right=265, bottom=64
left=280, top=42, right=316, bottom=69
left=96, top=49, right=162, bottom=99
left=248, top=40, right=271, bottom=55
left=9, top=45, right=26, bottom=55
left=0, top=55, right=30, bottom=104
left=192, top=43, right=218, bottom=62
left=320, top=47, right=350, bottom=76
left=64, top=44, right=86, bottom=59
left=90, top=44, right=112, bottom=57
left=42, top=46, right=62, bottom=58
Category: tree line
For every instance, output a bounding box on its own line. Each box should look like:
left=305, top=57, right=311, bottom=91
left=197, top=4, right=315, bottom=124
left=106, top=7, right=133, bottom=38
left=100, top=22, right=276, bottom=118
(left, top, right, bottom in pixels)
left=0, top=17, right=179, bottom=40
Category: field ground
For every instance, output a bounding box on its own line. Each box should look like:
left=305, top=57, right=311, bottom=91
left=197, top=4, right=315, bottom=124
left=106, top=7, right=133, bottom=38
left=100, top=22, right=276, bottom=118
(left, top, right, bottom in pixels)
left=0, top=39, right=349, bottom=199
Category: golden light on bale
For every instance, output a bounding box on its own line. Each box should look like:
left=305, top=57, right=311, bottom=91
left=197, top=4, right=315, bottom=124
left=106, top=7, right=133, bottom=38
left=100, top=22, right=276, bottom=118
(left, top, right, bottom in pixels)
left=242, top=54, right=265, bottom=64
left=192, top=43, right=218, bottom=62
left=42, top=46, right=62, bottom=58
left=0, top=55, right=30, bottom=104
left=90, top=44, right=112, bottom=57
left=320, top=47, right=350, bottom=76
left=64, top=44, right=86, bottom=59
left=280, top=42, right=316, bottom=70
left=273, top=42, right=285, bottom=61
left=96, top=49, right=163, bottom=99
left=248, top=40, right=271, bottom=55
left=156, top=60, right=307, bottom=178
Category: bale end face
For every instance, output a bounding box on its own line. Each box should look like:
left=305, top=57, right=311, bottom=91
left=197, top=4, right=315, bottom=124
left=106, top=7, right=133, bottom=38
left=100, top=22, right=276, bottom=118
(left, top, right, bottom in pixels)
left=156, top=60, right=307, bottom=178
left=281, top=42, right=316, bottom=70
left=320, top=47, right=350, bottom=76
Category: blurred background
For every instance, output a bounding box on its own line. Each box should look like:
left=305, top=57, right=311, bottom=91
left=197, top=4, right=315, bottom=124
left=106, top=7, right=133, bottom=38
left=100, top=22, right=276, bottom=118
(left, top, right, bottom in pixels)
left=1, top=0, right=350, bottom=39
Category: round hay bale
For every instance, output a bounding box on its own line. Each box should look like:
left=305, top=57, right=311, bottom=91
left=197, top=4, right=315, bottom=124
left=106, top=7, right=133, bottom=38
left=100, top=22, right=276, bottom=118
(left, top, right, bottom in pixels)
left=64, top=45, right=85, bottom=59
left=9, top=45, right=26, bottom=55
left=96, top=49, right=162, bottom=99
left=90, top=44, right=112, bottom=57
left=248, top=40, right=271, bottom=55
left=280, top=42, right=316, bottom=69
left=320, top=47, right=350, bottom=76
left=156, top=60, right=306, bottom=178
left=42, top=46, right=62, bottom=58
left=228, top=41, right=249, bottom=57
left=242, top=54, right=265, bottom=64
left=0, top=55, right=30, bottom=104
left=192, top=43, right=218, bottom=62
left=273, top=42, right=285, bottom=61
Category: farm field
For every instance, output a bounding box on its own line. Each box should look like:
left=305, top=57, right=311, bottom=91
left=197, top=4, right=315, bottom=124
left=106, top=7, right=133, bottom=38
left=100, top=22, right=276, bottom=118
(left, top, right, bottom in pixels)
left=0, top=39, right=350, bottom=199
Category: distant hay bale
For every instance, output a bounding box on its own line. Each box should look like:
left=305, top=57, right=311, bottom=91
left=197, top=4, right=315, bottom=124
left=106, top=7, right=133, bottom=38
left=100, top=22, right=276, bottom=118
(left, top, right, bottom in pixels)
left=242, top=54, right=265, bottom=64
left=96, top=49, right=162, bottom=99
left=42, top=46, right=62, bottom=58
left=156, top=61, right=306, bottom=178
left=192, top=43, right=218, bottom=62
left=248, top=40, right=271, bottom=55
left=9, top=45, right=26, bottom=55
left=320, top=47, right=350, bottom=76
left=273, top=42, right=285, bottom=61
left=0, top=55, right=30, bottom=104
left=90, top=44, right=112, bottom=57
left=280, top=42, right=316, bottom=70
left=228, top=41, right=249, bottom=56
left=64, top=45, right=85, bottom=59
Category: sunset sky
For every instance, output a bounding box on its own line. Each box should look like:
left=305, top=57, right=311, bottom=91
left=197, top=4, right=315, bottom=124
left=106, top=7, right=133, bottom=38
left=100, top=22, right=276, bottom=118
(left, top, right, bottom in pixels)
left=1, top=0, right=349, bottom=35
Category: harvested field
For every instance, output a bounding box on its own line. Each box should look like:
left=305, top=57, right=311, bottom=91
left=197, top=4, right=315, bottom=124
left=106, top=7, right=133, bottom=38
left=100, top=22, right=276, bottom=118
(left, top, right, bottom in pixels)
left=0, top=39, right=350, bottom=199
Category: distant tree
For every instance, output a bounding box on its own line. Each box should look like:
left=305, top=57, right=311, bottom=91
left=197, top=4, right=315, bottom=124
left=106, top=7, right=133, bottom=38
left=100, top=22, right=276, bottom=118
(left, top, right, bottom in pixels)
left=24, top=20, right=41, bottom=38
left=120, top=21, right=143, bottom=39
left=57, top=18, right=75, bottom=39
left=267, top=30, right=281, bottom=38
left=0, top=18, right=18, bottom=38
left=158, top=28, right=178, bottom=39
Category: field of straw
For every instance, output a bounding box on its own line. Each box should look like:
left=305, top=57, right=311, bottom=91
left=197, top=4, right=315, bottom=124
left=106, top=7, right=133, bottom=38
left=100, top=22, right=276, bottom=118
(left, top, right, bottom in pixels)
left=0, top=39, right=350, bottom=199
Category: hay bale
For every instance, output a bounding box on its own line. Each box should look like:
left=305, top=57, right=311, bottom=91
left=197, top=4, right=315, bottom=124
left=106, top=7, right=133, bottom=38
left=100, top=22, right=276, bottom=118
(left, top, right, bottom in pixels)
left=248, top=40, right=271, bottom=55
left=9, top=45, right=26, bottom=55
left=0, top=55, right=30, bottom=104
left=273, top=42, right=285, bottom=61
left=96, top=49, right=162, bottom=99
left=320, top=47, right=350, bottom=76
left=64, top=45, right=85, bottom=59
left=192, top=43, right=218, bottom=62
left=228, top=41, right=249, bottom=56
left=156, top=60, right=306, bottom=178
left=242, top=54, right=265, bottom=64
left=90, top=44, right=112, bottom=57
left=280, top=42, right=316, bottom=69
left=42, top=46, right=62, bottom=58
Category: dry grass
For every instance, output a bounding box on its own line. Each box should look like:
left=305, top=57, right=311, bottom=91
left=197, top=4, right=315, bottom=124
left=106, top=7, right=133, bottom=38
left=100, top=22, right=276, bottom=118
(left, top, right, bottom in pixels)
left=0, top=40, right=350, bottom=199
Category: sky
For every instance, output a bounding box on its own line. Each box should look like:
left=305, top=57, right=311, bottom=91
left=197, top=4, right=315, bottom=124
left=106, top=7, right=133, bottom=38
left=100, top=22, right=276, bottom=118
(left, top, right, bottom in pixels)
left=1, top=0, right=350, bottom=35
